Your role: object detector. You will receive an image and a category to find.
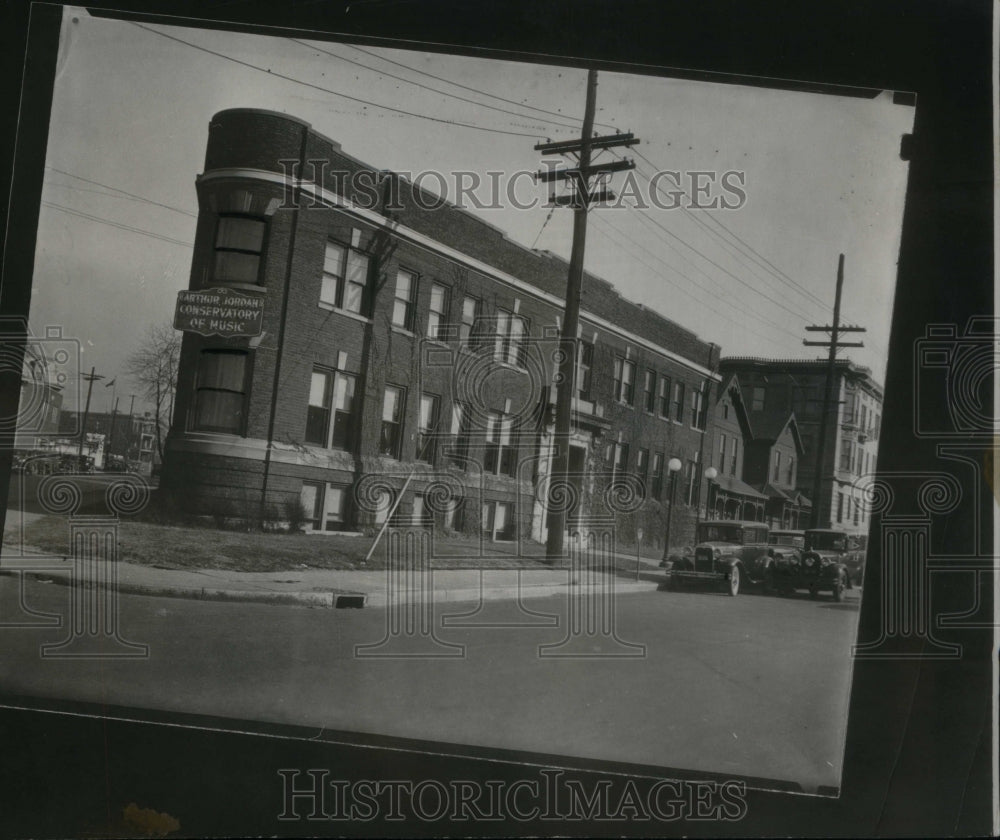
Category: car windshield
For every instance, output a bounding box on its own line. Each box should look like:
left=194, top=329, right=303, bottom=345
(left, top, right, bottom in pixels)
left=699, top=524, right=743, bottom=543
left=770, top=533, right=804, bottom=548
left=806, top=532, right=847, bottom=551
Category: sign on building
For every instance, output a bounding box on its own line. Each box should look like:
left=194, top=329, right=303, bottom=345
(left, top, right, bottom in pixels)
left=173, top=287, right=265, bottom=338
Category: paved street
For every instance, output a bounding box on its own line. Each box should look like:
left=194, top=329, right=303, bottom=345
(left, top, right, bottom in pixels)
left=0, top=577, right=860, bottom=793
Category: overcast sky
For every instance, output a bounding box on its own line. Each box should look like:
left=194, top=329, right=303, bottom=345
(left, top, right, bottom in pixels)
left=26, top=6, right=914, bottom=414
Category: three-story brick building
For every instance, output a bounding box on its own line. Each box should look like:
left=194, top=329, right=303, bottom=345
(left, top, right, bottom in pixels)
left=162, top=109, right=722, bottom=548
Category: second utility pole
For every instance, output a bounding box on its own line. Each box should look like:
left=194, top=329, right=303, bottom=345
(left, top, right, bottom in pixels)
left=538, top=69, right=638, bottom=561
left=804, top=253, right=865, bottom=528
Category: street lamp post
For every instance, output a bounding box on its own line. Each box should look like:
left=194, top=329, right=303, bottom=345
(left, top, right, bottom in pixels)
left=661, top=457, right=683, bottom=561
left=699, top=467, right=719, bottom=527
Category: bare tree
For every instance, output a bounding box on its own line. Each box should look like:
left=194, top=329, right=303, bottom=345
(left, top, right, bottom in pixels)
left=124, top=322, right=181, bottom=461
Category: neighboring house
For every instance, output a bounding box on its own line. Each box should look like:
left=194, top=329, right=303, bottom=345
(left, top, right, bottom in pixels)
left=161, top=108, right=722, bottom=544
left=719, top=357, right=882, bottom=533
left=706, top=374, right=768, bottom=521
left=740, top=409, right=810, bottom=529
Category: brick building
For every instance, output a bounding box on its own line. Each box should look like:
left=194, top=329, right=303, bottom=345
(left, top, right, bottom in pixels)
left=718, top=357, right=882, bottom=533
left=162, top=109, right=721, bottom=548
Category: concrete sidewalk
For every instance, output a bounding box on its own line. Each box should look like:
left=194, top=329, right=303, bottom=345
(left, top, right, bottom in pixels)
left=0, top=551, right=664, bottom=609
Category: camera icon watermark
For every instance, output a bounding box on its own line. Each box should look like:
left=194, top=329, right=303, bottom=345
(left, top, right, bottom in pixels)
left=0, top=320, right=81, bottom=439
left=913, top=317, right=999, bottom=439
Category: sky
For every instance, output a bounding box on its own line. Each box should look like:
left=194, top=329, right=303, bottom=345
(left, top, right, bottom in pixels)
left=23, top=6, right=914, bottom=415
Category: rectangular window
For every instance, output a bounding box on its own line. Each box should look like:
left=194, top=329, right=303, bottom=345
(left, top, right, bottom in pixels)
left=305, top=370, right=332, bottom=446
left=193, top=349, right=247, bottom=434
left=320, top=241, right=370, bottom=314
left=651, top=453, right=664, bottom=499
left=576, top=341, right=594, bottom=400
left=751, top=387, right=765, bottom=412
left=459, top=296, right=481, bottom=348
left=305, top=368, right=357, bottom=451
left=300, top=481, right=349, bottom=532
left=427, top=283, right=450, bottom=340
left=643, top=369, right=656, bottom=413
left=636, top=448, right=649, bottom=496
left=773, top=450, right=781, bottom=482
left=213, top=215, right=265, bottom=285
left=685, top=458, right=698, bottom=506
left=417, top=393, right=440, bottom=463
left=482, top=501, right=515, bottom=541
left=451, top=401, right=472, bottom=467
left=484, top=411, right=516, bottom=477
left=696, top=383, right=709, bottom=429
left=613, top=442, right=630, bottom=475
left=786, top=456, right=794, bottom=485
left=658, top=375, right=671, bottom=418
left=729, top=437, right=738, bottom=475
left=330, top=373, right=357, bottom=450
left=494, top=310, right=527, bottom=366
left=380, top=386, right=405, bottom=458
left=392, top=269, right=417, bottom=330
left=673, top=381, right=685, bottom=422
left=718, top=433, right=727, bottom=473
left=840, top=439, right=852, bottom=471
left=837, top=491, right=844, bottom=523
left=613, top=358, right=636, bottom=405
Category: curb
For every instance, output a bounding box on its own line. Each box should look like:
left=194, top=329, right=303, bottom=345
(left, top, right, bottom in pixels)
left=3, top=569, right=659, bottom=609
left=3, top=570, right=368, bottom=609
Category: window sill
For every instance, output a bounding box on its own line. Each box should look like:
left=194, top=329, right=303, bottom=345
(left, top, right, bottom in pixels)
left=318, top=301, right=372, bottom=324
left=390, top=324, right=416, bottom=338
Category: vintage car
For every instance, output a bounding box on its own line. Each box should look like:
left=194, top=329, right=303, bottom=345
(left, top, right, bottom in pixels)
left=768, top=529, right=805, bottom=560
left=666, top=520, right=773, bottom=596
left=772, top=528, right=857, bottom=601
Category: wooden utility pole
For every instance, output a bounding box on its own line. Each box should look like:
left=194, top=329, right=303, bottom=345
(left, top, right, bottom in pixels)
left=77, top=367, right=104, bottom=461
left=804, top=254, right=865, bottom=528
left=536, top=69, right=639, bottom=561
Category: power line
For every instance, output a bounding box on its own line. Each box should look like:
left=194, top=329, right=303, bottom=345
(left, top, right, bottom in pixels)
left=345, top=42, right=621, bottom=133
left=626, top=151, right=829, bottom=317
left=132, top=23, right=545, bottom=140
left=41, top=201, right=194, bottom=248
left=591, top=211, right=807, bottom=344
left=288, top=39, right=582, bottom=134
left=44, top=170, right=198, bottom=218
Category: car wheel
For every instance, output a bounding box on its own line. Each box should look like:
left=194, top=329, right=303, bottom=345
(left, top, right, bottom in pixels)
left=832, top=572, right=845, bottom=602
left=727, top=566, right=741, bottom=597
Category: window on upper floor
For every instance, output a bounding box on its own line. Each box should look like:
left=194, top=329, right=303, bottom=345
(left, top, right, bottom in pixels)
left=643, top=369, right=656, bottom=413
left=494, top=310, right=527, bottom=367
left=651, top=452, right=664, bottom=499
left=576, top=340, right=594, bottom=401
left=673, top=381, right=685, bottom=422
left=213, top=215, right=266, bottom=286
left=320, top=240, right=371, bottom=315
left=459, top=296, right=482, bottom=349
left=613, top=358, right=636, bottom=406
left=392, top=268, right=418, bottom=330
left=657, top=375, right=672, bottom=419
left=751, top=386, right=765, bottom=412
left=427, top=283, right=451, bottom=340
left=484, top=410, right=516, bottom=477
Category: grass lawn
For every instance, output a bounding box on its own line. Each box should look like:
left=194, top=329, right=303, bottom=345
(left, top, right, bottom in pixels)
left=9, top=513, right=670, bottom=574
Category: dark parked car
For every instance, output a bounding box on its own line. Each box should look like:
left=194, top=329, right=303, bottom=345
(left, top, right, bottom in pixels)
left=772, top=528, right=856, bottom=601
left=666, top=520, right=773, bottom=597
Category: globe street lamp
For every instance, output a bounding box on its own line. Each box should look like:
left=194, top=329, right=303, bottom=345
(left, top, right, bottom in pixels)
left=661, top=457, right=683, bottom=561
